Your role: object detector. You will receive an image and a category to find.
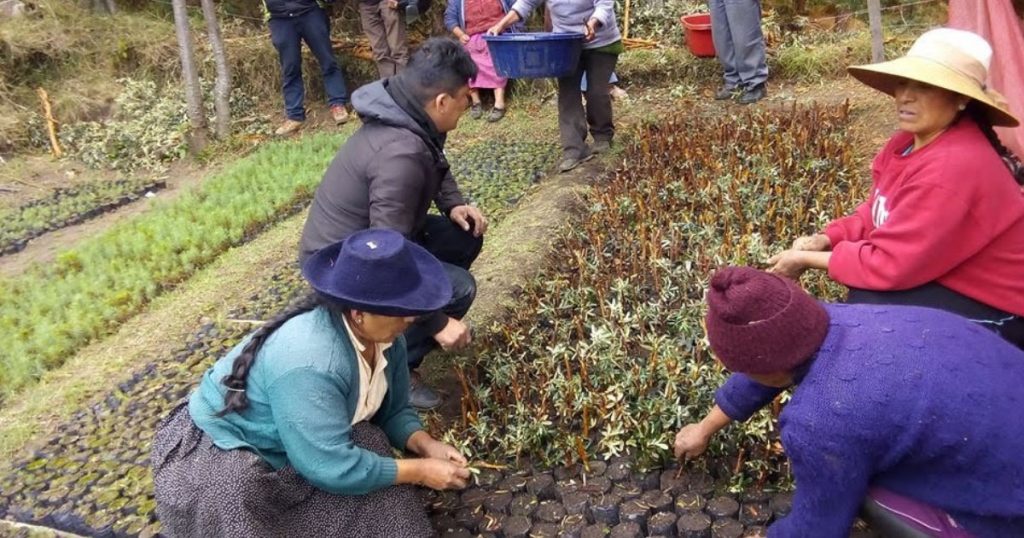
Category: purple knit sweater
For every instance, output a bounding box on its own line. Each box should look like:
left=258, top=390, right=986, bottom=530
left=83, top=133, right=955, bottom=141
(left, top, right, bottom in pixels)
left=715, top=303, right=1024, bottom=537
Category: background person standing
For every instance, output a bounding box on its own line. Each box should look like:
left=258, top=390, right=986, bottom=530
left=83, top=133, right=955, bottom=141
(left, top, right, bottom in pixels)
left=263, top=0, right=351, bottom=136
left=708, top=0, right=768, bottom=104
left=360, top=0, right=410, bottom=78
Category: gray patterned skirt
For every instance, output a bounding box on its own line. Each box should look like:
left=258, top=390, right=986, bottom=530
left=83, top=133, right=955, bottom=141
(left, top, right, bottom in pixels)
left=151, top=403, right=435, bottom=538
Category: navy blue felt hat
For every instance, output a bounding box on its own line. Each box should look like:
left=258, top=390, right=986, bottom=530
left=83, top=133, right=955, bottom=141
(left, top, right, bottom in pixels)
left=302, top=228, right=452, bottom=317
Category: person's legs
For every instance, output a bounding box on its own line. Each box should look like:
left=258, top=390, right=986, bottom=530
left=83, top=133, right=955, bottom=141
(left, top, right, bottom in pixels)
left=708, top=0, right=740, bottom=92
left=381, top=0, right=409, bottom=73
left=359, top=1, right=395, bottom=78
left=416, top=214, right=483, bottom=270
left=298, top=8, right=349, bottom=108
left=583, top=50, right=618, bottom=147
left=402, top=215, right=481, bottom=371
left=494, top=86, right=506, bottom=109
left=724, top=0, right=768, bottom=88
left=846, top=283, right=1024, bottom=349
left=862, top=487, right=975, bottom=538
left=557, top=57, right=590, bottom=167
left=268, top=17, right=306, bottom=121
left=403, top=263, right=477, bottom=370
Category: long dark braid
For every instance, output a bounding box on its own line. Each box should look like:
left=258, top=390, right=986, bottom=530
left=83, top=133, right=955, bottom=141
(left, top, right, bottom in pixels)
left=217, top=292, right=322, bottom=416
left=967, top=103, right=1024, bottom=186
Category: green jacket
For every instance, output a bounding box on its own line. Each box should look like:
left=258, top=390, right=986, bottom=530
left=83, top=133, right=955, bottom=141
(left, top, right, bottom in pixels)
left=189, top=306, right=422, bottom=495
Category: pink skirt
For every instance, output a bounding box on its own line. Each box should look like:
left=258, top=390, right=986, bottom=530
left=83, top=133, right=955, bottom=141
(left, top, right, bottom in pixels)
left=466, top=33, right=507, bottom=90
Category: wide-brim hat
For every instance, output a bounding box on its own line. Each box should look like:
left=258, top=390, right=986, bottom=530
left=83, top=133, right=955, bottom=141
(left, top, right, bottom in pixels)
left=848, top=28, right=1019, bottom=127
left=302, top=228, right=452, bottom=317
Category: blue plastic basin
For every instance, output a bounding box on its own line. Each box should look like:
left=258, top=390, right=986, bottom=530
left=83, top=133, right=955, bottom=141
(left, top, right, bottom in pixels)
left=483, top=32, right=585, bottom=79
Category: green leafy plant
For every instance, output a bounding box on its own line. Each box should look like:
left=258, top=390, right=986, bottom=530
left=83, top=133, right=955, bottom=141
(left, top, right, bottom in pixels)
left=447, top=104, right=861, bottom=489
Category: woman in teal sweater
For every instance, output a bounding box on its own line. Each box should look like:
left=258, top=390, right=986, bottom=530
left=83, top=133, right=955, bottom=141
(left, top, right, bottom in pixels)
left=151, top=229, right=469, bottom=537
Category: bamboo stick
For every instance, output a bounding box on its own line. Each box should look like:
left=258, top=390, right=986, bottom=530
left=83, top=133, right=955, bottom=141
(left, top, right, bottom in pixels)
left=36, top=88, right=63, bottom=159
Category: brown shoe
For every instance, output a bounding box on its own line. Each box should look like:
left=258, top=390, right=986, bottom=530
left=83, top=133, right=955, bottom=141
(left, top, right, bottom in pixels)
left=331, top=105, right=350, bottom=125
left=274, top=119, right=303, bottom=136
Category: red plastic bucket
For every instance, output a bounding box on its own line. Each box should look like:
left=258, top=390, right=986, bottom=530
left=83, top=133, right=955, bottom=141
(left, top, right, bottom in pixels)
left=680, top=13, right=716, bottom=58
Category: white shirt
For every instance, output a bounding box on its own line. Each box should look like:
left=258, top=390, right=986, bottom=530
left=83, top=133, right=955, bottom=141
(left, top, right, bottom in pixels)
left=341, top=315, right=392, bottom=424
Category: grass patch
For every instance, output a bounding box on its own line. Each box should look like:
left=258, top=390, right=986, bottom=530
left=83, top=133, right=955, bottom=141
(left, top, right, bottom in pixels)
left=0, top=129, right=351, bottom=402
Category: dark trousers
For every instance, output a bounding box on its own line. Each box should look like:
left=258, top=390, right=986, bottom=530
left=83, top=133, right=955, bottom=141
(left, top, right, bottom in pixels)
left=847, top=282, right=1024, bottom=349
left=268, top=8, right=349, bottom=121
left=403, top=215, right=482, bottom=369
left=358, top=0, right=409, bottom=78
left=557, top=49, right=619, bottom=160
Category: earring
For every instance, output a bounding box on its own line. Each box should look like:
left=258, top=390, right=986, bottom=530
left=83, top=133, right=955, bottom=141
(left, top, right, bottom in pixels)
left=356, top=316, right=363, bottom=324
left=958, top=104, right=966, bottom=111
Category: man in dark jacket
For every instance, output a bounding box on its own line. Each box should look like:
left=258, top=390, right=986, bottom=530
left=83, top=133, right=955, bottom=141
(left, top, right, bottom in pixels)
left=299, top=38, right=484, bottom=409
left=262, top=0, right=351, bottom=136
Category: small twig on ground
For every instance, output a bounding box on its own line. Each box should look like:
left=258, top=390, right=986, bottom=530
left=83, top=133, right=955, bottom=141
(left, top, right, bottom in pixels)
left=469, top=461, right=508, bottom=470
left=0, top=185, right=19, bottom=193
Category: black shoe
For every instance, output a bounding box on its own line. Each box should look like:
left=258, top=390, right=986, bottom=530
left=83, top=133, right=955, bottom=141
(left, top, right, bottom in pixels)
left=738, top=83, right=767, bottom=105
left=714, top=85, right=739, bottom=100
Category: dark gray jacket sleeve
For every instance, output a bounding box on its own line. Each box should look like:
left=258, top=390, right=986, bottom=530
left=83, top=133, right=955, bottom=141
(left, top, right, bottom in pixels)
left=434, top=167, right=467, bottom=215
left=368, top=143, right=431, bottom=237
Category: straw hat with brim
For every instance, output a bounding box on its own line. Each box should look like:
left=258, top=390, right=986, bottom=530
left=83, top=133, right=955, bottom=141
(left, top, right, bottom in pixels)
left=302, top=228, right=452, bottom=317
left=847, top=27, right=1019, bottom=128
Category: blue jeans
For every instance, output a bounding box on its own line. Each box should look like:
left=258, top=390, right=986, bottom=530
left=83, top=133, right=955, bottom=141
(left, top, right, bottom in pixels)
left=708, top=0, right=768, bottom=89
left=268, top=8, right=349, bottom=121
left=403, top=215, right=482, bottom=369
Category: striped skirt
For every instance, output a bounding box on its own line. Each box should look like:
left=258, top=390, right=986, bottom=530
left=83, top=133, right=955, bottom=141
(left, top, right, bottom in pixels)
left=151, top=403, right=434, bottom=538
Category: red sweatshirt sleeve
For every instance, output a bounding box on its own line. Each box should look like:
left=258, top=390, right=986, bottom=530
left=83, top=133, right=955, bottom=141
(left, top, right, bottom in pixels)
left=823, top=200, right=873, bottom=245
left=828, top=178, right=987, bottom=290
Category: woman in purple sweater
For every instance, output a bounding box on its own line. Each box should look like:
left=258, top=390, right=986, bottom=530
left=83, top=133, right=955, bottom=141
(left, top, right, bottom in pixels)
left=680, top=267, right=1024, bottom=537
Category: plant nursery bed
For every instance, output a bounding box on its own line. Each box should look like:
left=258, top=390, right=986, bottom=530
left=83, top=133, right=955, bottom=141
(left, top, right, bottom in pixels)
left=443, top=102, right=863, bottom=488
left=0, top=178, right=168, bottom=257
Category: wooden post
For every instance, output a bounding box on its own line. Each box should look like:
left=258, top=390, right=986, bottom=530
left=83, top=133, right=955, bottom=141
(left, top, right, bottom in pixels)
left=867, top=0, right=884, bottom=62
left=36, top=88, right=63, bottom=158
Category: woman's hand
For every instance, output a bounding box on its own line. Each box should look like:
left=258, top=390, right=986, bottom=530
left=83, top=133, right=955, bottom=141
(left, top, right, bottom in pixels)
left=421, top=439, right=469, bottom=466
left=418, top=459, right=471, bottom=490
left=791, top=234, right=831, bottom=252
left=674, top=405, right=732, bottom=461
left=454, top=29, right=470, bottom=45
left=767, top=249, right=809, bottom=280
left=486, top=23, right=505, bottom=36
left=584, top=17, right=600, bottom=41
left=674, top=423, right=712, bottom=461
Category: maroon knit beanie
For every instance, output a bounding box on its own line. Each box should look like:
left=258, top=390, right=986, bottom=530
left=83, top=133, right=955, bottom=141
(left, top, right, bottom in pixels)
left=705, top=266, right=830, bottom=375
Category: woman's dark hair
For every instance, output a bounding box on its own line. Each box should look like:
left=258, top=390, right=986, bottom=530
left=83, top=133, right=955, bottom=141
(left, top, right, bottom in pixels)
left=218, top=293, right=345, bottom=416
left=966, top=102, right=1024, bottom=186
left=400, top=37, right=478, bottom=105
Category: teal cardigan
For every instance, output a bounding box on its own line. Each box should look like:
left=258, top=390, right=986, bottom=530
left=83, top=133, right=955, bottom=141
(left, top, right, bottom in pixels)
left=188, top=306, right=423, bottom=495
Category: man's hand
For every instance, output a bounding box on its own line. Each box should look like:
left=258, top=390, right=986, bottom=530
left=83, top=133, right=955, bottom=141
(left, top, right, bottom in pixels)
left=434, top=316, right=471, bottom=351
left=387, top=0, right=399, bottom=9
left=584, top=17, right=600, bottom=41
left=449, top=205, right=488, bottom=237
left=791, top=234, right=831, bottom=252
left=674, top=423, right=712, bottom=461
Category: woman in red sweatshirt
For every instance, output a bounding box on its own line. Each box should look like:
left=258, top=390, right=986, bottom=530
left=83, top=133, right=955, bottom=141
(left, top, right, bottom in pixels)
left=769, top=28, right=1024, bottom=348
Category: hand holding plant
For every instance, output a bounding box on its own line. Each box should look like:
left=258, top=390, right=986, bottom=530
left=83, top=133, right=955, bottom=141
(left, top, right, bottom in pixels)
left=791, top=234, right=831, bottom=252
